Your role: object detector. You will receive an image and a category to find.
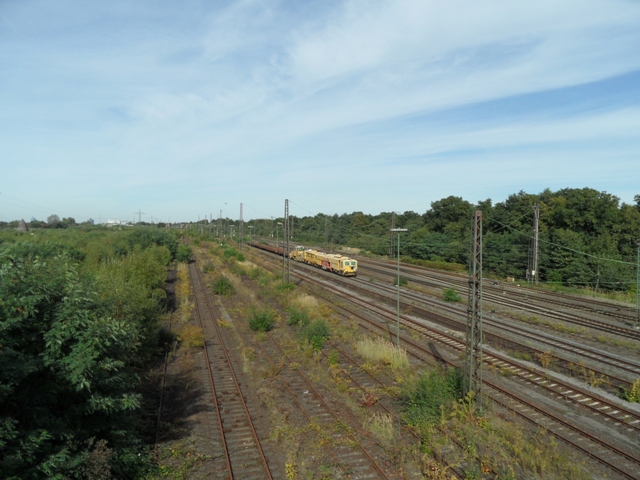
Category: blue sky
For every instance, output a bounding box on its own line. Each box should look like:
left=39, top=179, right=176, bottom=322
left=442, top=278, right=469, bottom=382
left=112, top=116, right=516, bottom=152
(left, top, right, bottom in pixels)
left=1, top=0, right=639, bottom=223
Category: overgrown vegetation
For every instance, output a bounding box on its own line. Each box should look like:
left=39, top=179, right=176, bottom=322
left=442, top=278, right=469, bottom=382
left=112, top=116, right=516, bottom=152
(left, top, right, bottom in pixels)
left=248, top=309, right=276, bottom=332
left=0, top=227, right=179, bottom=478
left=212, top=276, right=235, bottom=296
left=176, top=244, right=192, bottom=263
left=443, top=287, right=462, bottom=302
left=356, top=337, right=410, bottom=370
left=392, top=275, right=408, bottom=287
left=301, top=320, right=330, bottom=350
left=402, top=368, right=464, bottom=430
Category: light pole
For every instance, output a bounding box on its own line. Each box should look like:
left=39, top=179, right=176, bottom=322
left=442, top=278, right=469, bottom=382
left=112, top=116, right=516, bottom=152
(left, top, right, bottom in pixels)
left=276, top=222, right=282, bottom=249
left=635, top=239, right=640, bottom=329
left=391, top=228, right=408, bottom=346
left=248, top=226, right=254, bottom=261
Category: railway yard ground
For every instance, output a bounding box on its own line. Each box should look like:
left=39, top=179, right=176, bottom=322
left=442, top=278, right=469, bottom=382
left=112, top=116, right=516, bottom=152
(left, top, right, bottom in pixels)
left=151, top=237, right=640, bottom=480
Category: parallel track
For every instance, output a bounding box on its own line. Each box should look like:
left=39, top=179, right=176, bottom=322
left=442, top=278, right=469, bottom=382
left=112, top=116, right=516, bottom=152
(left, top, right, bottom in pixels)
left=252, top=246, right=640, bottom=479
left=190, top=263, right=274, bottom=479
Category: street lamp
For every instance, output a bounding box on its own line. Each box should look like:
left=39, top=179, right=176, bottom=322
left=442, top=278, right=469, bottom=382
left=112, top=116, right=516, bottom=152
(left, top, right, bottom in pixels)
left=635, top=239, right=640, bottom=329
left=391, top=228, right=408, bottom=346
left=276, top=222, right=282, bottom=249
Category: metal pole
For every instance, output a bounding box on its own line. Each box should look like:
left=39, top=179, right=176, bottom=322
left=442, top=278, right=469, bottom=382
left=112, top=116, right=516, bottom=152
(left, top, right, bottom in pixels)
left=391, top=228, right=407, bottom=346
left=396, top=233, right=400, bottom=346
left=636, top=240, right=640, bottom=329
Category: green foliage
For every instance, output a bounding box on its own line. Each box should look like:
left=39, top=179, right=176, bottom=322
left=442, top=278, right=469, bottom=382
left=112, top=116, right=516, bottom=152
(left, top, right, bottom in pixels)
left=0, top=237, right=163, bottom=478
left=392, top=275, right=408, bottom=287
left=287, top=306, right=310, bottom=326
left=176, top=244, right=192, bottom=263
left=302, top=320, right=330, bottom=351
left=212, top=276, right=235, bottom=296
left=443, top=288, right=462, bottom=302
left=276, top=281, right=296, bottom=292
left=402, top=368, right=463, bottom=429
left=222, top=247, right=245, bottom=262
left=248, top=309, right=276, bottom=332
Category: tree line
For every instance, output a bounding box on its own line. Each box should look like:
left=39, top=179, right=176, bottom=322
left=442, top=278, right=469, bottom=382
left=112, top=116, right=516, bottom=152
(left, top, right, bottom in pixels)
left=236, top=188, right=639, bottom=291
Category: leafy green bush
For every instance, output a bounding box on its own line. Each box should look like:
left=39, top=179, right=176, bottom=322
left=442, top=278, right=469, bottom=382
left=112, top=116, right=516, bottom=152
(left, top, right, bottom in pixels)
left=222, top=247, right=245, bottom=262
left=302, top=320, right=330, bottom=351
left=443, top=288, right=461, bottom=302
left=402, top=368, right=463, bottom=428
left=249, top=309, right=275, bottom=332
left=212, top=276, right=235, bottom=296
left=287, top=306, right=310, bottom=326
left=176, top=244, right=192, bottom=263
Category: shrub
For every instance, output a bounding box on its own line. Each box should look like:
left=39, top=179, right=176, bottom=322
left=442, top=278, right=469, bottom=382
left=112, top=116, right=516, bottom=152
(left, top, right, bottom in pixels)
left=302, top=320, right=330, bottom=351
left=222, top=247, right=245, bottom=262
left=212, top=276, right=235, bottom=296
left=249, top=309, right=276, bottom=332
left=176, top=244, right=192, bottom=263
left=443, top=288, right=461, bottom=302
left=287, top=306, right=310, bottom=326
left=402, top=368, right=463, bottom=428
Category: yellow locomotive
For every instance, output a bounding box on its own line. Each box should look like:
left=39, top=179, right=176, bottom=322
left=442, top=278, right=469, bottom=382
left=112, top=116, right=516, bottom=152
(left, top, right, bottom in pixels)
left=290, top=247, right=358, bottom=277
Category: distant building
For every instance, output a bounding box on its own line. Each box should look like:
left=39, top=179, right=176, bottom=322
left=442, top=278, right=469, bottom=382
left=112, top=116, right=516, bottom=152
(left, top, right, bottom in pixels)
left=17, top=219, right=29, bottom=232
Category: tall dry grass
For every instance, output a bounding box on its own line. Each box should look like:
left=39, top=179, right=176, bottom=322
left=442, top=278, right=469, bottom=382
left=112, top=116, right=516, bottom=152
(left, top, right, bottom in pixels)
left=356, top=337, right=410, bottom=370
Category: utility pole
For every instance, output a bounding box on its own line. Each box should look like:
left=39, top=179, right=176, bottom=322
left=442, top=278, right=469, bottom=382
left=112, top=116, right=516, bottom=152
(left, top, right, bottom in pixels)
left=390, top=212, right=396, bottom=258
left=465, top=210, right=483, bottom=403
left=133, top=209, right=146, bottom=224
left=391, top=228, right=408, bottom=346
left=532, top=204, right=540, bottom=284
left=636, top=239, right=640, bottom=329
left=239, top=203, right=244, bottom=251
left=218, top=210, right=222, bottom=239
left=283, top=199, right=290, bottom=283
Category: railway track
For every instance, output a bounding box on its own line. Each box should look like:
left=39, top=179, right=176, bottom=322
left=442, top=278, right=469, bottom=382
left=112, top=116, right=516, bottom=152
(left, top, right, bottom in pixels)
left=251, top=331, right=395, bottom=479
left=189, top=263, right=275, bottom=479
left=349, top=276, right=640, bottom=391
left=360, top=257, right=638, bottom=326
left=358, top=262, right=640, bottom=340
left=251, top=246, right=640, bottom=479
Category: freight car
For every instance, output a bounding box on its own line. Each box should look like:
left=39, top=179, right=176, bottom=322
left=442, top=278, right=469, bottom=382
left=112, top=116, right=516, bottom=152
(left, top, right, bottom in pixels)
left=251, top=242, right=358, bottom=277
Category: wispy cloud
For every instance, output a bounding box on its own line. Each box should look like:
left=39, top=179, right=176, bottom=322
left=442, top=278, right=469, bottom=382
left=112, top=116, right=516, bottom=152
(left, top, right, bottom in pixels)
left=1, top=0, right=639, bottom=221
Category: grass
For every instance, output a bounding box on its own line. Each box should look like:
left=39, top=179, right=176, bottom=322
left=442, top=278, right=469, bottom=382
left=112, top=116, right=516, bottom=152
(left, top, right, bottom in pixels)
left=363, top=412, right=394, bottom=442
left=355, top=337, right=410, bottom=370
left=392, top=275, right=408, bottom=287
left=176, top=324, right=204, bottom=348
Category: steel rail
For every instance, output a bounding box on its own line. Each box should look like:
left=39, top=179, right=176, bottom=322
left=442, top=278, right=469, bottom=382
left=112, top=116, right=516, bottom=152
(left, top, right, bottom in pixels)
left=192, top=265, right=274, bottom=480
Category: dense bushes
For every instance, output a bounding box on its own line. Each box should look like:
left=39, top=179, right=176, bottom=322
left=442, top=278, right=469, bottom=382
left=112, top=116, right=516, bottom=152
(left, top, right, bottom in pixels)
left=0, top=229, right=172, bottom=478
left=176, top=244, right=192, bottom=263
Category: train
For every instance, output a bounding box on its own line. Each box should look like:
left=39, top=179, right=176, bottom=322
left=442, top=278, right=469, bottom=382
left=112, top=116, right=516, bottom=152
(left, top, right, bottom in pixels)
left=250, top=242, right=358, bottom=277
